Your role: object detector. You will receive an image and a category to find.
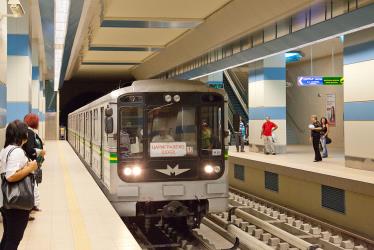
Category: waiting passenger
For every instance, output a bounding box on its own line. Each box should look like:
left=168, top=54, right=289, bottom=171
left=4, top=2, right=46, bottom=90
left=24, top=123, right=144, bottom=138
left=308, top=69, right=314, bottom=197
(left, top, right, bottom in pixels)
left=0, top=120, right=38, bottom=250
left=201, top=121, right=212, bottom=149
left=23, top=113, right=46, bottom=213
left=320, top=117, right=329, bottom=158
left=260, top=116, right=278, bottom=155
left=152, top=129, right=174, bottom=142
left=235, top=116, right=246, bottom=152
left=309, top=115, right=323, bottom=162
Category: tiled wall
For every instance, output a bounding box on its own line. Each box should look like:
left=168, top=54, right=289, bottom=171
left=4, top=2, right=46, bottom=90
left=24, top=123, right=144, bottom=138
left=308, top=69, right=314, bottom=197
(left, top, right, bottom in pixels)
left=344, top=27, right=374, bottom=170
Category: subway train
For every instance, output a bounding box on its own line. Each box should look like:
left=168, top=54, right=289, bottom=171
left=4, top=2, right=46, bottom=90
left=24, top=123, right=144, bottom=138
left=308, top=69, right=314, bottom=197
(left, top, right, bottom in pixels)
left=67, top=79, right=229, bottom=228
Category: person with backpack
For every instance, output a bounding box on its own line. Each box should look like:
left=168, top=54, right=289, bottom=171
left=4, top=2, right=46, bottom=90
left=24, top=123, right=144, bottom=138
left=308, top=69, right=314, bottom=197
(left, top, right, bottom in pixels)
left=0, top=120, right=38, bottom=250
left=22, top=113, right=46, bottom=212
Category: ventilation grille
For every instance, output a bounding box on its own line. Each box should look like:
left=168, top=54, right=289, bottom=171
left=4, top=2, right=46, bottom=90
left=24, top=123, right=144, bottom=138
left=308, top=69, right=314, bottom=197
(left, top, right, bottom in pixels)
left=234, top=164, right=245, bottom=181
left=265, top=171, right=279, bottom=192
left=322, top=185, right=345, bottom=213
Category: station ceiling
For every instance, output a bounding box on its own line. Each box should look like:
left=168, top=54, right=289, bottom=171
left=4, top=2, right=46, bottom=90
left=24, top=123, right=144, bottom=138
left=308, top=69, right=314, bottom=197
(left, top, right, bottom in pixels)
left=64, top=0, right=314, bottom=82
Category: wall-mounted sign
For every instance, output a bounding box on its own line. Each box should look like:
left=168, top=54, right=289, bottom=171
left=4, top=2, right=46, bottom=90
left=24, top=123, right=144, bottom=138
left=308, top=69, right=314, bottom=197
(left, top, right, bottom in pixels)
left=297, top=76, right=343, bottom=86
left=150, top=142, right=187, bottom=157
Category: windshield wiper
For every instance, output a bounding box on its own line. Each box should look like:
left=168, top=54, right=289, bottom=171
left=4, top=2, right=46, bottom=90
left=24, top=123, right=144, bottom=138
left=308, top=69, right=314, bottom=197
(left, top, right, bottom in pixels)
left=147, top=102, right=174, bottom=113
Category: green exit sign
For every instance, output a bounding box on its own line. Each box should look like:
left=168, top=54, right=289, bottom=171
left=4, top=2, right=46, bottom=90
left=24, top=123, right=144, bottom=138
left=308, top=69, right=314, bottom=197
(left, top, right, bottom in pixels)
left=323, top=77, right=344, bottom=85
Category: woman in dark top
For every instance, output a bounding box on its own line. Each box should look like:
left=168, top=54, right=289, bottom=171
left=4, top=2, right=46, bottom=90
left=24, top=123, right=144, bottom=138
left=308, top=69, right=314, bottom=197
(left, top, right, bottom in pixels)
left=22, top=113, right=45, bottom=212
left=320, top=117, right=329, bottom=158
left=309, top=115, right=322, bottom=162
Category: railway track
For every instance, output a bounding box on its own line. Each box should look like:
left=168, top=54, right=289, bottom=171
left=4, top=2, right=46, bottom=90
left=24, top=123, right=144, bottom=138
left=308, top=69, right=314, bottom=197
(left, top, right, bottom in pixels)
left=126, top=188, right=373, bottom=250
left=227, top=187, right=374, bottom=250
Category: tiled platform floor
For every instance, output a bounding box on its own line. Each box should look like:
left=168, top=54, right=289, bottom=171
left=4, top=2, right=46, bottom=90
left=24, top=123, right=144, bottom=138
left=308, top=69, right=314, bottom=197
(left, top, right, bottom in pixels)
left=0, top=141, right=141, bottom=250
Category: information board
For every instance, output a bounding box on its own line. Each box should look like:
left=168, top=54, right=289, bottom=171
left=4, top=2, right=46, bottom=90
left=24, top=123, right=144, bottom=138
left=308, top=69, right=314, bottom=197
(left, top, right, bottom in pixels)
left=150, top=142, right=187, bottom=157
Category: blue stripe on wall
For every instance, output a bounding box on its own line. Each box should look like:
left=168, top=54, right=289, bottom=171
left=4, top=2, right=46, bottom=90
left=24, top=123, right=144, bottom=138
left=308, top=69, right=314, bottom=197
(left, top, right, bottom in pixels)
left=0, top=84, right=6, bottom=128
left=344, top=101, right=374, bottom=121
left=249, top=106, right=286, bottom=120
left=344, top=41, right=374, bottom=65
left=32, top=67, right=39, bottom=80
left=7, top=102, right=31, bottom=123
left=7, top=34, right=31, bottom=56
left=249, top=67, right=285, bottom=82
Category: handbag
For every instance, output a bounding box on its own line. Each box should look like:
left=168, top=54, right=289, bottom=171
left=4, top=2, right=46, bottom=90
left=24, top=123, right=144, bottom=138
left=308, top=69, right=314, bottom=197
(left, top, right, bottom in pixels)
left=326, top=136, right=332, bottom=144
left=1, top=147, right=35, bottom=210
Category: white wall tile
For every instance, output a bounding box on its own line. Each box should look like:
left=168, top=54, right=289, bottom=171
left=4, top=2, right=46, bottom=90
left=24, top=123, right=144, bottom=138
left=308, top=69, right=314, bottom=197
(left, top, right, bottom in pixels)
left=344, top=60, right=374, bottom=102
left=344, top=121, right=374, bottom=159
left=7, top=56, right=32, bottom=102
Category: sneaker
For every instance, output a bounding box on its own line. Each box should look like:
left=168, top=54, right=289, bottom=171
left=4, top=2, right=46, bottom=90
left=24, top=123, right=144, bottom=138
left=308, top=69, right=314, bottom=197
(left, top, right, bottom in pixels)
left=272, top=153, right=276, bottom=155
left=265, top=152, right=270, bottom=155
left=241, top=150, right=245, bottom=152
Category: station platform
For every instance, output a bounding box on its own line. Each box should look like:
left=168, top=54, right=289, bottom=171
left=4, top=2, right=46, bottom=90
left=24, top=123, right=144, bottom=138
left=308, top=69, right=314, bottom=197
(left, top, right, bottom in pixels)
left=0, top=141, right=141, bottom=250
left=228, top=145, right=374, bottom=239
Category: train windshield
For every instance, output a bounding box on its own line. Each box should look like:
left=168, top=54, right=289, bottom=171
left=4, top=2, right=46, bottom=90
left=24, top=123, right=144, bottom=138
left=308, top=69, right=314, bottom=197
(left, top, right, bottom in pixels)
left=200, top=106, right=223, bottom=156
left=148, top=105, right=197, bottom=158
left=119, top=107, right=144, bottom=158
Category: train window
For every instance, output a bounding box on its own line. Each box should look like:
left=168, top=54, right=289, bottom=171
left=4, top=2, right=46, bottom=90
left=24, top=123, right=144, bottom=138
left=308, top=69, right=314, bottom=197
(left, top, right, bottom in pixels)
left=200, top=106, right=223, bottom=156
left=148, top=105, right=197, bottom=157
left=119, top=107, right=144, bottom=158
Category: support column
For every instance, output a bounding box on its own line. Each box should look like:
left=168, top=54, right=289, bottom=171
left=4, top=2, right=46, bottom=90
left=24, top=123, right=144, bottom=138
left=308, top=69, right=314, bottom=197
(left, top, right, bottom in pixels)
left=344, top=28, right=374, bottom=171
left=6, top=0, right=32, bottom=123
left=39, top=80, right=45, bottom=139
left=0, top=0, right=7, bottom=147
left=248, top=54, right=287, bottom=153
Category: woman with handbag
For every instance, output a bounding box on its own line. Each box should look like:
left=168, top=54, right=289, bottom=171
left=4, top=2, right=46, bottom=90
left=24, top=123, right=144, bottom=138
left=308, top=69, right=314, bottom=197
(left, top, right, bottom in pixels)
left=320, top=117, right=330, bottom=158
left=22, top=113, right=46, bottom=212
left=0, top=120, right=38, bottom=250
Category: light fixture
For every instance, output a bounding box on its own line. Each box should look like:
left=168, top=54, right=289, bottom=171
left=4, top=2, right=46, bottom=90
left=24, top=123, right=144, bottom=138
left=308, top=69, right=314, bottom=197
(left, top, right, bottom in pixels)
left=132, top=166, right=142, bottom=176
left=173, top=95, right=180, bottom=102
left=0, top=0, right=25, bottom=20
left=285, top=51, right=304, bottom=63
left=124, top=167, right=132, bottom=176
left=164, top=94, right=172, bottom=103
left=204, top=165, right=214, bottom=174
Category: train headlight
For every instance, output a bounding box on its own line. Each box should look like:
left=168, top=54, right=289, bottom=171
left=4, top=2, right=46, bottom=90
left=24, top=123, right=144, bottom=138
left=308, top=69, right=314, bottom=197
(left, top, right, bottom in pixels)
left=204, top=165, right=214, bottom=174
left=124, top=167, right=132, bottom=176
left=164, top=94, right=172, bottom=103
left=214, top=166, right=221, bottom=173
left=173, top=95, right=180, bottom=102
left=132, top=166, right=142, bottom=176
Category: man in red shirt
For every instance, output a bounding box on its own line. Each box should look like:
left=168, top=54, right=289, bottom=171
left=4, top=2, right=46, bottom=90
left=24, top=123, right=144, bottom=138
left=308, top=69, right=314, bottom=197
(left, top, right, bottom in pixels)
left=260, top=116, right=278, bottom=155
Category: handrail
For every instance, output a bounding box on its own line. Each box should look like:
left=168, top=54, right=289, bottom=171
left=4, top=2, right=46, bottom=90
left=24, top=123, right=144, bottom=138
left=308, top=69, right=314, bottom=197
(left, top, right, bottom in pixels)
left=224, top=70, right=248, bottom=113
left=228, top=70, right=247, bottom=103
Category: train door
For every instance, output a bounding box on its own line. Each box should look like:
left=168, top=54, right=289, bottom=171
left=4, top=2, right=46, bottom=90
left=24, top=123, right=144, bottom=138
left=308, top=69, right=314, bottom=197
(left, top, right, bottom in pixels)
left=100, top=107, right=104, bottom=180
left=90, top=110, right=93, bottom=166
left=78, top=114, right=81, bottom=154
left=83, top=112, right=86, bottom=158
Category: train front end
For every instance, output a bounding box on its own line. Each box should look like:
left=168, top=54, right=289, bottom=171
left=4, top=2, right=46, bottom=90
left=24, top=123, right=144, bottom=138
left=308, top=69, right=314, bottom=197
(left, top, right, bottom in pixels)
left=115, top=91, right=228, bottom=227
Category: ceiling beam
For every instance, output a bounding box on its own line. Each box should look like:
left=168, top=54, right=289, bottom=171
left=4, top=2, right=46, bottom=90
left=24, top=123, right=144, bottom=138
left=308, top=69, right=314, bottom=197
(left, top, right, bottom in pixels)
left=101, top=20, right=202, bottom=29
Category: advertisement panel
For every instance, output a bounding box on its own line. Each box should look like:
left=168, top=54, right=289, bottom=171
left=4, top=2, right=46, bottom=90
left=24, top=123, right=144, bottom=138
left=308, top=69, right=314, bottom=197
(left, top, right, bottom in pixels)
left=326, top=94, right=336, bottom=126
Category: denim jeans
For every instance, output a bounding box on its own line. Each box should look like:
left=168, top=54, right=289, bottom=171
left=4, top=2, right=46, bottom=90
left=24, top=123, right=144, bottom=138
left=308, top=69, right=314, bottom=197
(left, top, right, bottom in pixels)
left=320, top=136, right=328, bottom=157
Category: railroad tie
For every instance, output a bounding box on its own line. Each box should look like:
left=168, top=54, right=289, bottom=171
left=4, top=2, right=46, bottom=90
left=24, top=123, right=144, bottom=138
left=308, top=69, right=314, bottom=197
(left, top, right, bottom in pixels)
left=340, top=240, right=354, bottom=249
left=353, top=245, right=368, bottom=250
left=246, top=225, right=256, bottom=234
left=309, top=227, right=321, bottom=235
left=268, top=237, right=281, bottom=247
left=329, top=235, right=342, bottom=245
left=253, top=228, right=264, bottom=239
left=277, top=242, right=290, bottom=250
left=260, top=233, right=272, bottom=242
left=292, top=220, right=302, bottom=228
